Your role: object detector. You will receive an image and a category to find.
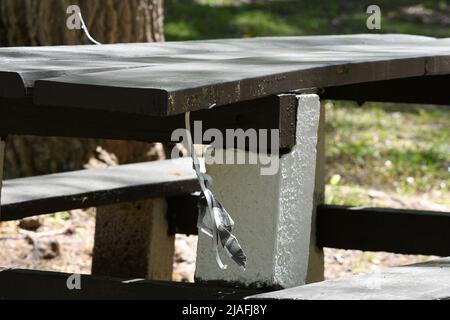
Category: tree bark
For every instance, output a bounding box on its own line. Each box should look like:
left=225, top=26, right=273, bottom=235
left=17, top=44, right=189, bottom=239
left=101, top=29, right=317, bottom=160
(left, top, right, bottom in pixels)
left=0, top=0, right=164, bottom=46
left=0, top=0, right=165, bottom=177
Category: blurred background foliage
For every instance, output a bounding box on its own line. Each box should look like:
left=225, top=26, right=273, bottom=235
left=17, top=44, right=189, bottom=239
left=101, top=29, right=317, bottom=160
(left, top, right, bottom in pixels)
left=165, top=0, right=450, bottom=40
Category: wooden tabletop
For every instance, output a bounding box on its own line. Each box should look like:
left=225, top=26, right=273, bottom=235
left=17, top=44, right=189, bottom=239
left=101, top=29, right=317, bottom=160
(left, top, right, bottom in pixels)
left=1, top=34, right=449, bottom=117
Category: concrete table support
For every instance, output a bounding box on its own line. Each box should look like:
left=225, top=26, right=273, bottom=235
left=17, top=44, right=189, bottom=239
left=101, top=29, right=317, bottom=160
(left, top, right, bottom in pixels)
left=195, top=94, right=325, bottom=288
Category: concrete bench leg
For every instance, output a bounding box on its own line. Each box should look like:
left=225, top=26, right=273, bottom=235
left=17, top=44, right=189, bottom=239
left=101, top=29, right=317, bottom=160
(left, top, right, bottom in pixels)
left=92, top=198, right=175, bottom=280
left=195, top=94, right=325, bottom=289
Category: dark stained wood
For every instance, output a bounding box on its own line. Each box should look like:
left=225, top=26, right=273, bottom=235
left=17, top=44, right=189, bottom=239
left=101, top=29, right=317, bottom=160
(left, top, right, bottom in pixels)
left=248, top=257, right=450, bottom=300
left=0, top=71, right=25, bottom=97
left=167, top=194, right=200, bottom=236
left=169, top=203, right=450, bottom=255
left=0, top=268, right=263, bottom=300
left=317, top=205, right=450, bottom=256
left=0, top=94, right=297, bottom=151
left=0, top=158, right=200, bottom=221
left=0, top=35, right=448, bottom=116
left=0, top=44, right=166, bottom=98
left=321, top=75, right=450, bottom=106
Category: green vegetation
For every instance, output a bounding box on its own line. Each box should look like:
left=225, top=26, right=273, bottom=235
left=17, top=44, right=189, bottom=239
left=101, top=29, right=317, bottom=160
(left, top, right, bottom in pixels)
left=165, top=0, right=450, bottom=206
left=165, top=0, right=450, bottom=40
left=325, top=102, right=450, bottom=205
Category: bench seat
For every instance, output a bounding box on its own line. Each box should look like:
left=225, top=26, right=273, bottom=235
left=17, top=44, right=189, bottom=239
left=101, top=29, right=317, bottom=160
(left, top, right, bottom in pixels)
left=248, top=257, right=450, bottom=300
left=0, top=158, right=199, bottom=221
left=0, top=267, right=263, bottom=300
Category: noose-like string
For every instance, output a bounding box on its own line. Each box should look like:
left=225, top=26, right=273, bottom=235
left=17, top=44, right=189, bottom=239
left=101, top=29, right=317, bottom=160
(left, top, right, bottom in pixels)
left=185, top=112, right=227, bottom=269
left=185, top=112, right=247, bottom=270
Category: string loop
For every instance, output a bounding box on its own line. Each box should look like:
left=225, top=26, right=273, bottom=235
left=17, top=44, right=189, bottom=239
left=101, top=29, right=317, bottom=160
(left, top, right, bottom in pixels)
left=185, top=112, right=247, bottom=270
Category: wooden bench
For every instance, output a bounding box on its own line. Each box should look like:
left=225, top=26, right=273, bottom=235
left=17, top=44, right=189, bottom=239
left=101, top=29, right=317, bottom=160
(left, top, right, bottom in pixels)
left=0, top=158, right=198, bottom=221
left=248, top=257, right=450, bottom=300
left=0, top=158, right=200, bottom=279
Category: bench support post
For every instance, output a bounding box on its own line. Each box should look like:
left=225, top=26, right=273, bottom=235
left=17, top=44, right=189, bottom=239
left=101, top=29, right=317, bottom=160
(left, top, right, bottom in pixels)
left=306, top=100, right=325, bottom=283
left=92, top=198, right=175, bottom=280
left=195, top=94, right=324, bottom=288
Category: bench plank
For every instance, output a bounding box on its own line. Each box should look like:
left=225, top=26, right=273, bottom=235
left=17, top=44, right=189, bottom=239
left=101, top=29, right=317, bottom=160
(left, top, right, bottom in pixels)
left=167, top=203, right=450, bottom=256
left=322, top=74, right=450, bottom=106
left=317, top=205, right=450, bottom=257
left=0, top=94, right=297, bottom=151
left=33, top=35, right=450, bottom=116
left=248, top=257, right=450, bottom=300
left=0, top=35, right=449, bottom=116
left=0, top=267, right=263, bottom=300
left=0, top=158, right=199, bottom=221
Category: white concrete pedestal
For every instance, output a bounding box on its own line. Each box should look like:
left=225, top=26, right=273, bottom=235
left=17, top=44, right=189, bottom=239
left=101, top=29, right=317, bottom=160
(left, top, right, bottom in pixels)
left=195, top=94, right=324, bottom=288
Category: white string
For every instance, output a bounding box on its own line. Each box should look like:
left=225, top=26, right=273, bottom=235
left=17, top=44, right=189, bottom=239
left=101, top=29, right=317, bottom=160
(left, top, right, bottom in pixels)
left=77, top=12, right=102, bottom=45
left=185, top=112, right=227, bottom=270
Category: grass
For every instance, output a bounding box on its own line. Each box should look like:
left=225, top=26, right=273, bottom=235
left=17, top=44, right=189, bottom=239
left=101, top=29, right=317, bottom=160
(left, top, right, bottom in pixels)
left=325, top=101, right=450, bottom=205
left=164, top=0, right=450, bottom=207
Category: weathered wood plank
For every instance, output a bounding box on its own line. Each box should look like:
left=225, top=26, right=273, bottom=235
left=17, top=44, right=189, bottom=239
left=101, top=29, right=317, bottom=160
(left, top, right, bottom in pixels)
left=0, top=158, right=199, bottom=221
left=317, top=205, right=450, bottom=256
left=0, top=65, right=151, bottom=98
left=0, top=35, right=448, bottom=115
left=93, top=198, right=176, bottom=281
left=0, top=268, right=263, bottom=300
left=0, top=43, right=171, bottom=97
left=167, top=203, right=450, bottom=256
left=31, top=58, right=430, bottom=116
left=247, top=257, right=450, bottom=300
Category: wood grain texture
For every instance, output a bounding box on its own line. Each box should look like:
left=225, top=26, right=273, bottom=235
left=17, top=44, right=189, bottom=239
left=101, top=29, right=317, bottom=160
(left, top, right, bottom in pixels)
left=0, top=158, right=199, bottom=221
left=0, top=34, right=448, bottom=115
left=170, top=202, right=450, bottom=256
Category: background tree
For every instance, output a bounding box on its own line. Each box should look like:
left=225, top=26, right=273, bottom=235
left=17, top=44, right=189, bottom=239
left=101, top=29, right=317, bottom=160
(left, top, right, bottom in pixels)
left=0, top=0, right=165, bottom=177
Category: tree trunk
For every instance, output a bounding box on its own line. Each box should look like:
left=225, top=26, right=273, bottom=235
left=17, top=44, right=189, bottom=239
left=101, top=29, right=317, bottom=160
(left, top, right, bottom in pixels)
left=0, top=0, right=165, bottom=177
left=0, top=0, right=164, bottom=46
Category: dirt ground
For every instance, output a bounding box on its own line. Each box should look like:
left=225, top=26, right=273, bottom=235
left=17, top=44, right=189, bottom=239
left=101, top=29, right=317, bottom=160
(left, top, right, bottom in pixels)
left=0, top=189, right=447, bottom=282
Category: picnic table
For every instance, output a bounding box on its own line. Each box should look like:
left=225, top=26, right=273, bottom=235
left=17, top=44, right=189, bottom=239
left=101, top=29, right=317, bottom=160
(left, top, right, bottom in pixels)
left=0, top=34, right=449, bottom=298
